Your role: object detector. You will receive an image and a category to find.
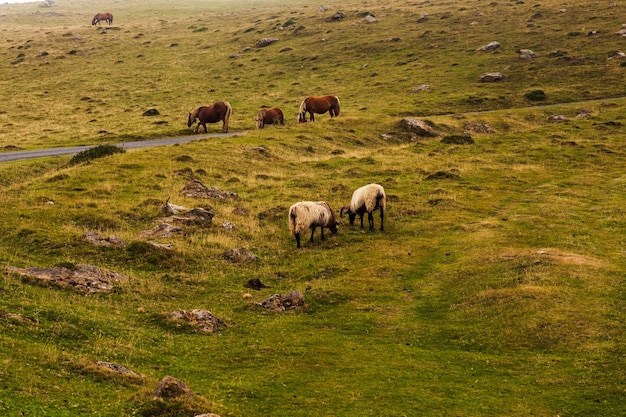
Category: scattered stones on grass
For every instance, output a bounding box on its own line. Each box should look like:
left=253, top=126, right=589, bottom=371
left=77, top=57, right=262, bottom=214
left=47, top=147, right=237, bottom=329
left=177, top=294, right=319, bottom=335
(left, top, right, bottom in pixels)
left=331, top=11, right=345, bottom=21
left=259, top=290, right=305, bottom=311
left=181, top=180, right=238, bottom=200
left=95, top=361, right=143, bottom=380
left=167, top=309, right=224, bottom=333
left=139, top=222, right=184, bottom=238
left=548, top=115, right=568, bottom=122
left=7, top=264, right=126, bottom=293
left=411, top=84, right=429, bottom=93
left=464, top=121, right=494, bottom=134
left=83, top=231, right=126, bottom=247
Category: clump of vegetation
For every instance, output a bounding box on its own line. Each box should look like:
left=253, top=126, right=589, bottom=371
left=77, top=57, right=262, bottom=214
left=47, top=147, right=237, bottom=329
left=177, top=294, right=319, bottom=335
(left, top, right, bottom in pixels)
left=68, top=144, right=125, bottom=165
left=440, top=134, right=474, bottom=144
left=524, top=89, right=547, bottom=101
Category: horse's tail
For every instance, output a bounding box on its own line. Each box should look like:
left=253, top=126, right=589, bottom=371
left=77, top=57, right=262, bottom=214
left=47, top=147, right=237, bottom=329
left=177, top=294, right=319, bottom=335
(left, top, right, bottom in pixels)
left=110, top=14, right=113, bottom=24
left=223, top=102, right=232, bottom=132
left=334, top=96, right=341, bottom=117
left=297, top=98, right=308, bottom=123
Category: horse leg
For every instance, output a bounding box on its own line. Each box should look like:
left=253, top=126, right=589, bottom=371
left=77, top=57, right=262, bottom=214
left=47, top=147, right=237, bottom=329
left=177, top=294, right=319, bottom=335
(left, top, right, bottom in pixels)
left=222, top=118, right=229, bottom=133
left=309, top=111, right=315, bottom=122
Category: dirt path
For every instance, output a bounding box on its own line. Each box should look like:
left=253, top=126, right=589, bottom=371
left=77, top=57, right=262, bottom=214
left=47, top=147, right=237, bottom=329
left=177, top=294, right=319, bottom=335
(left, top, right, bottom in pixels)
left=0, top=131, right=247, bottom=163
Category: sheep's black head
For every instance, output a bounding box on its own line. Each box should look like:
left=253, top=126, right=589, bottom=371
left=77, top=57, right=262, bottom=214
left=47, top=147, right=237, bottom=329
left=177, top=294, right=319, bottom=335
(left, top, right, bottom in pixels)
left=340, top=206, right=356, bottom=225
left=329, top=223, right=338, bottom=235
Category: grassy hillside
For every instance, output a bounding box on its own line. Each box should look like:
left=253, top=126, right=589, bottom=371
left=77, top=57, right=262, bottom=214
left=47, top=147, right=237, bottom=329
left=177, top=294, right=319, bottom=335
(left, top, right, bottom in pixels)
left=1, top=0, right=625, bottom=416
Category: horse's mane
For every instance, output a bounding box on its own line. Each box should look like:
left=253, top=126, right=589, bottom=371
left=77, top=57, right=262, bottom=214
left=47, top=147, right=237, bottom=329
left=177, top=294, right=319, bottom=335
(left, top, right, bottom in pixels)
left=298, top=99, right=307, bottom=116
left=189, top=107, right=202, bottom=119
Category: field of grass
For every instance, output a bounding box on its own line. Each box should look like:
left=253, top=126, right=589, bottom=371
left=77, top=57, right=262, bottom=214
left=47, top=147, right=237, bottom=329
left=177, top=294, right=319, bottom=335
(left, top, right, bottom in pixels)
left=1, top=0, right=625, bottom=416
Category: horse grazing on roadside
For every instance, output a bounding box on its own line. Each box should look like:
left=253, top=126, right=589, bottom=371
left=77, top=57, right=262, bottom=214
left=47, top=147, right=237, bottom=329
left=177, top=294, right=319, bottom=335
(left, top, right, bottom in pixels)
left=92, top=12, right=113, bottom=26
left=187, top=101, right=232, bottom=133
left=256, top=107, right=285, bottom=129
left=297, top=95, right=340, bottom=123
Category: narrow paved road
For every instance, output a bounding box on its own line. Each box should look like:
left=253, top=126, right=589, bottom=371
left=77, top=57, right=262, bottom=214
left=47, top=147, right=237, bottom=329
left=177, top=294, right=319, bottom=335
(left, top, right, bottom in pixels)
left=0, top=131, right=246, bottom=163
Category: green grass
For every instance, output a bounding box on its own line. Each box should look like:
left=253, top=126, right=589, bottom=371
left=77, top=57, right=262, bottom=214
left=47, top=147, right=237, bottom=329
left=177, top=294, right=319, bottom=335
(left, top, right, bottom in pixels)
left=1, top=0, right=625, bottom=416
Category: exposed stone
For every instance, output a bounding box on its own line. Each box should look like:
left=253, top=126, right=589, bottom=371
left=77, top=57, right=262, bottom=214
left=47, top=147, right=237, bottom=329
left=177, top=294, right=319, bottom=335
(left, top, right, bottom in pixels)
left=399, top=118, right=440, bottom=137
left=549, top=115, right=568, bottom=122
left=331, top=11, right=345, bottom=21
left=155, top=376, right=192, bottom=399
left=181, top=180, right=238, bottom=200
left=167, top=309, right=224, bottom=333
left=478, top=41, right=501, bottom=51
left=518, top=49, right=536, bottom=59
left=139, top=222, right=184, bottom=238
left=83, top=231, right=126, bottom=247
left=7, top=264, right=126, bottom=293
left=96, top=362, right=143, bottom=380
left=256, top=37, right=279, bottom=47
left=464, top=121, right=494, bottom=134
left=365, top=14, right=376, bottom=23
left=411, top=84, right=430, bottom=93
left=259, top=290, right=305, bottom=311
left=479, top=72, right=503, bottom=82
left=222, top=248, right=258, bottom=263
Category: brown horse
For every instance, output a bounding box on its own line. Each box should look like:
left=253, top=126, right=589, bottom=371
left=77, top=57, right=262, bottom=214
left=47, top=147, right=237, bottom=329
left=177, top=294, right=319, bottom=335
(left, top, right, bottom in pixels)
left=187, top=101, right=232, bottom=133
left=297, top=95, right=340, bottom=123
left=256, top=107, right=285, bottom=129
left=92, top=12, right=113, bottom=26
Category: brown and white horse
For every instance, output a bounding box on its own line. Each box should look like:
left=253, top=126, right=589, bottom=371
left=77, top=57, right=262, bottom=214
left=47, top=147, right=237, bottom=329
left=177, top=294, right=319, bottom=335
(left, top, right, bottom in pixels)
left=256, top=107, right=285, bottom=129
left=187, top=101, right=232, bottom=133
left=297, top=95, right=340, bottom=123
left=92, top=12, right=113, bottom=26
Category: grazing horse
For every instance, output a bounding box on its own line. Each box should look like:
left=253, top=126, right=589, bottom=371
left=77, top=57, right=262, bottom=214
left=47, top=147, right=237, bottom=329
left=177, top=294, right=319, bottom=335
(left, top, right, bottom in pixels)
left=256, top=107, right=285, bottom=129
left=297, top=95, right=340, bottom=123
left=187, top=101, right=232, bottom=133
left=92, top=12, right=113, bottom=26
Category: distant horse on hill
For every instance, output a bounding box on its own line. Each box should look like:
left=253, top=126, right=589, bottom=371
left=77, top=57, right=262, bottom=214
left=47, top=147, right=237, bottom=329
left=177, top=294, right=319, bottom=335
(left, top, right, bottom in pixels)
left=187, top=101, right=232, bottom=133
left=297, top=95, right=340, bottom=123
left=92, top=12, right=113, bottom=26
left=256, top=107, right=285, bottom=129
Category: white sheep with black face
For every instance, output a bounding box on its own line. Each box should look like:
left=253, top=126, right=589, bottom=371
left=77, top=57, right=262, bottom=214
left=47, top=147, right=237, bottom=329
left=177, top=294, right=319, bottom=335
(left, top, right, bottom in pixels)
left=288, top=201, right=338, bottom=248
left=340, top=184, right=386, bottom=231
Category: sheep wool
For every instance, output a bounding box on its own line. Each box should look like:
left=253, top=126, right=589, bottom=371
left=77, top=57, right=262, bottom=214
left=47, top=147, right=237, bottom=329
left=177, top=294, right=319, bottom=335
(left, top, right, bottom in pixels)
left=288, top=201, right=338, bottom=248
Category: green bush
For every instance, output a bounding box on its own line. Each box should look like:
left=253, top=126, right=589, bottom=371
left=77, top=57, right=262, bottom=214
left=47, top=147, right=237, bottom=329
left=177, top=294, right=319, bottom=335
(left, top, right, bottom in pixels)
left=68, top=144, right=125, bottom=166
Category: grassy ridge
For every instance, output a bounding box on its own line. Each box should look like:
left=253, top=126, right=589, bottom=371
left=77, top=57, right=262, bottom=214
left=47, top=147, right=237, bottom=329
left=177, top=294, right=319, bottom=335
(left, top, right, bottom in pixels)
left=1, top=0, right=625, bottom=416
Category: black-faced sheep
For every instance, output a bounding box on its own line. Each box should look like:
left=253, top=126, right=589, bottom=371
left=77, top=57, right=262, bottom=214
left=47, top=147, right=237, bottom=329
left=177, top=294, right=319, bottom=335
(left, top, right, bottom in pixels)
left=340, top=183, right=386, bottom=231
left=288, top=201, right=338, bottom=248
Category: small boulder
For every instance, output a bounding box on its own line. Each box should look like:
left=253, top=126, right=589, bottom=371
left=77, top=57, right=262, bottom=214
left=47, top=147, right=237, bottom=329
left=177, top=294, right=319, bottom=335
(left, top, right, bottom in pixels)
left=478, top=41, right=501, bottom=51
left=399, top=118, right=440, bottom=137
left=155, top=376, right=192, bottom=399
left=259, top=290, right=305, bottom=311
left=479, top=72, right=503, bottom=82
left=256, top=38, right=279, bottom=47
left=518, top=49, right=536, bottom=59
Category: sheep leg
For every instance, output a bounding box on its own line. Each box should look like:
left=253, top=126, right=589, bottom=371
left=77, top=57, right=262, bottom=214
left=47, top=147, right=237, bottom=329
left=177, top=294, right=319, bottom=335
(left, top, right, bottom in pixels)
left=368, top=212, right=375, bottom=231
left=359, top=214, right=365, bottom=229
left=309, top=226, right=316, bottom=243
left=295, top=233, right=301, bottom=248
left=320, top=226, right=326, bottom=241
left=380, top=207, right=384, bottom=231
